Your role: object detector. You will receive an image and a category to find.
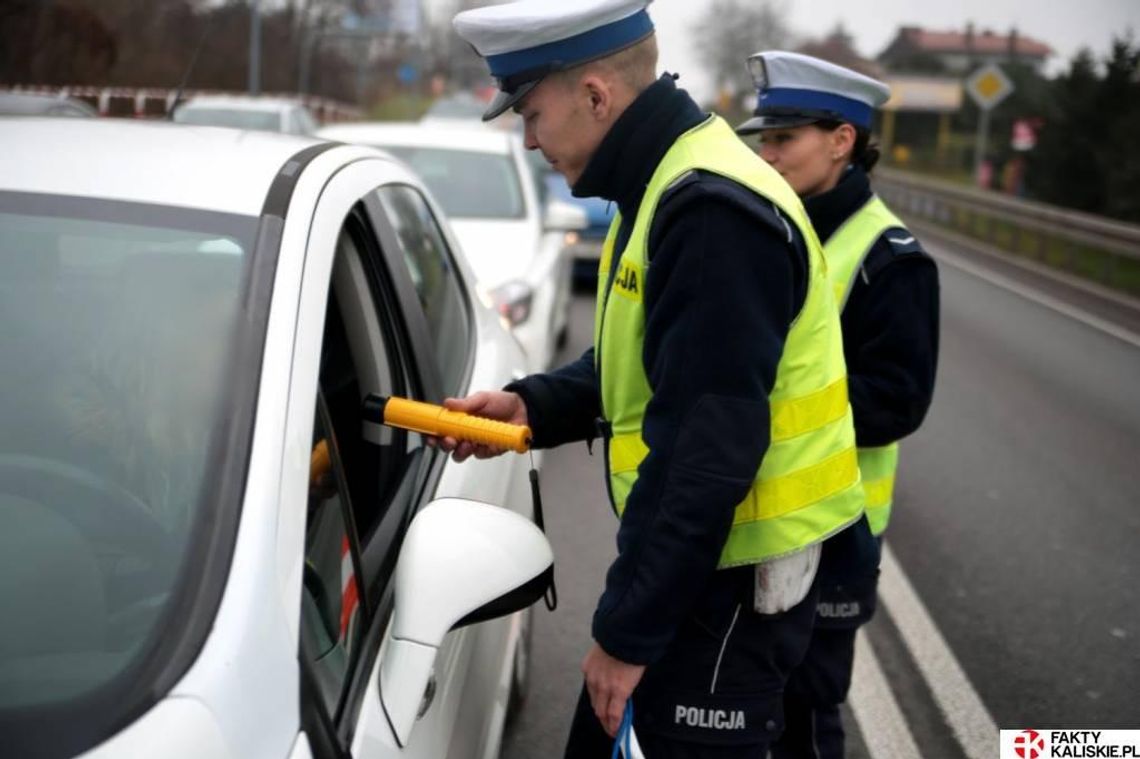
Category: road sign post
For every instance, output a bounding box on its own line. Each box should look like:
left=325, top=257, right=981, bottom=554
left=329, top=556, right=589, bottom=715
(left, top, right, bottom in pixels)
left=965, top=63, right=1014, bottom=185
left=975, top=107, right=991, bottom=183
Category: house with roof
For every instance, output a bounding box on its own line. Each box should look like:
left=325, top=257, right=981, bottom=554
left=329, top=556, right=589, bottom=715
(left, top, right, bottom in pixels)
left=877, top=24, right=1053, bottom=75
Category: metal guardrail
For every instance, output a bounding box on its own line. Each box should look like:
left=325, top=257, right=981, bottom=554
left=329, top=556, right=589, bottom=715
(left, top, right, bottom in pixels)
left=873, top=167, right=1140, bottom=286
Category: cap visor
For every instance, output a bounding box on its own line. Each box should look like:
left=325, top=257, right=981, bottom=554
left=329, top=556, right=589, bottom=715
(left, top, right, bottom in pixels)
left=735, top=114, right=820, bottom=134
left=482, top=80, right=540, bottom=121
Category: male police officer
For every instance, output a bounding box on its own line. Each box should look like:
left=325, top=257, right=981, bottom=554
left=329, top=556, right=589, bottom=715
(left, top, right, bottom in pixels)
left=737, top=53, right=940, bottom=758
left=444, top=3, right=875, bottom=755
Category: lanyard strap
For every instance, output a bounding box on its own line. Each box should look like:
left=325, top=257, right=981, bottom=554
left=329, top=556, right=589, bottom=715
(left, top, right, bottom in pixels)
left=612, top=701, right=634, bottom=759
left=528, top=452, right=558, bottom=611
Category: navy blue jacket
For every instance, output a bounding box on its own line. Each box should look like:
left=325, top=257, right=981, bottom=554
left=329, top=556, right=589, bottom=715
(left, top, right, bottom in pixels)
left=803, top=166, right=940, bottom=447
left=508, top=75, right=828, bottom=665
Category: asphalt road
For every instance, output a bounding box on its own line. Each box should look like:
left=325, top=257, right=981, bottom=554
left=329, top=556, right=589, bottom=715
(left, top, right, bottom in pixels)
left=501, top=231, right=1140, bottom=758
left=888, top=233, right=1140, bottom=728
left=496, top=295, right=616, bottom=757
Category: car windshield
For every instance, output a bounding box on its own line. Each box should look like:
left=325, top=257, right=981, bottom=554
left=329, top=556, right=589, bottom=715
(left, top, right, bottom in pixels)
left=382, top=146, right=525, bottom=220
left=174, top=106, right=282, bottom=132
left=0, top=195, right=257, bottom=710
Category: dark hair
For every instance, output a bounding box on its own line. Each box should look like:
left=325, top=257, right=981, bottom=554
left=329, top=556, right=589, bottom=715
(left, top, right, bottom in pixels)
left=815, top=119, right=881, bottom=173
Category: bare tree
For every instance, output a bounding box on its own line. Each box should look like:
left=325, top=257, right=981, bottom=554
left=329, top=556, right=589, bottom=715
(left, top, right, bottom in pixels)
left=422, top=0, right=491, bottom=91
left=0, top=0, right=359, bottom=103
left=797, top=22, right=885, bottom=79
left=691, top=0, right=791, bottom=95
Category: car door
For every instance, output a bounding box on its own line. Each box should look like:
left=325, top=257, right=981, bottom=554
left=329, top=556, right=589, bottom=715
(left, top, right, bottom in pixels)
left=368, top=183, right=535, bottom=759
left=284, top=157, right=531, bottom=759
left=281, top=157, right=436, bottom=759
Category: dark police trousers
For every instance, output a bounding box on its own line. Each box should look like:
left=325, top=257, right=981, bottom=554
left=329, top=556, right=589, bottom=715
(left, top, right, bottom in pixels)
left=564, top=568, right=820, bottom=758
left=768, top=568, right=879, bottom=759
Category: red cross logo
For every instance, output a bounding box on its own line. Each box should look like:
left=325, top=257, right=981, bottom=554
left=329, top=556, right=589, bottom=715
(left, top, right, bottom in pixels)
left=1015, top=730, right=1045, bottom=759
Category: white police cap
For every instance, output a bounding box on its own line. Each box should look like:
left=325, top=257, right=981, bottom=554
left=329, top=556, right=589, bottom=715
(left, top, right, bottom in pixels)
left=454, top=0, right=655, bottom=120
left=736, top=51, right=890, bottom=134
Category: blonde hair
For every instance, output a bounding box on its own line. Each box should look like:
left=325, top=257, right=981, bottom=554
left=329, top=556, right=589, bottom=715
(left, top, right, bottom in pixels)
left=554, top=33, right=658, bottom=94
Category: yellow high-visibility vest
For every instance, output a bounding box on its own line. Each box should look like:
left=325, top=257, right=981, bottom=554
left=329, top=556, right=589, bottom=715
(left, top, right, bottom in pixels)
left=823, top=195, right=907, bottom=536
left=594, top=115, right=864, bottom=566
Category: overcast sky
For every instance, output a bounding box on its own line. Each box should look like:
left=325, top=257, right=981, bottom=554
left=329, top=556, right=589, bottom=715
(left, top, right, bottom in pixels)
left=652, top=0, right=1140, bottom=101
left=430, top=0, right=1140, bottom=103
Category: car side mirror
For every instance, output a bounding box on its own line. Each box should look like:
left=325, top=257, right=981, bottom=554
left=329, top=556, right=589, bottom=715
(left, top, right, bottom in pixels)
left=543, top=200, right=589, bottom=232
left=379, top=498, right=553, bottom=746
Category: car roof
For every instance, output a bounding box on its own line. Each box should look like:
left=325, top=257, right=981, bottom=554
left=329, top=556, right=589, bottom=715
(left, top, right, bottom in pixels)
left=177, top=96, right=305, bottom=114
left=423, top=93, right=489, bottom=120
left=318, top=122, right=515, bottom=156
left=0, top=118, right=326, bottom=216
left=0, top=92, right=96, bottom=116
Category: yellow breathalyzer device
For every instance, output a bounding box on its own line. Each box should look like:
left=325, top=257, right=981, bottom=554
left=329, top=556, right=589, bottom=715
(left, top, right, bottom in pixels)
left=362, top=395, right=532, bottom=453
left=363, top=394, right=556, bottom=610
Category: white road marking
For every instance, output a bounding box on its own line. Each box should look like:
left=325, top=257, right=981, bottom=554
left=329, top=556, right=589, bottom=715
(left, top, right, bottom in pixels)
left=850, top=630, right=923, bottom=759
left=877, top=545, right=999, bottom=759
left=932, top=245, right=1140, bottom=350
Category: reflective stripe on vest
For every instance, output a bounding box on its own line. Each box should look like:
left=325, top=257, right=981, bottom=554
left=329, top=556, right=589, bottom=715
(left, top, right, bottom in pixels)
left=594, top=115, right=864, bottom=567
left=823, top=194, right=906, bottom=536
left=859, top=445, right=898, bottom=536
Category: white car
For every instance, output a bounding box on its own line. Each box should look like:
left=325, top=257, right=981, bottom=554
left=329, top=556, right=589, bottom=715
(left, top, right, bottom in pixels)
left=173, top=95, right=319, bottom=135
left=317, top=122, right=585, bottom=373
left=0, top=91, right=98, bottom=117
left=419, top=94, right=487, bottom=124
left=0, top=119, right=552, bottom=759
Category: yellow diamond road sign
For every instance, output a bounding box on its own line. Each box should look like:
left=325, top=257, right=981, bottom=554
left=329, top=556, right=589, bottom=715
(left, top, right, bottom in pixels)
left=966, top=63, right=1014, bottom=110
left=975, top=72, right=1004, bottom=100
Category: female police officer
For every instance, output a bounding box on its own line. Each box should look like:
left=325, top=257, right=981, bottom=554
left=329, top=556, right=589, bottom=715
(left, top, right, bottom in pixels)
left=439, top=3, right=875, bottom=756
left=737, top=52, right=940, bottom=758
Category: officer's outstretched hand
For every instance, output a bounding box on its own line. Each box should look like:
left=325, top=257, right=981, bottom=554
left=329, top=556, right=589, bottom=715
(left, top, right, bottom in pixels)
left=433, top=391, right=529, bottom=462
left=583, top=642, right=646, bottom=738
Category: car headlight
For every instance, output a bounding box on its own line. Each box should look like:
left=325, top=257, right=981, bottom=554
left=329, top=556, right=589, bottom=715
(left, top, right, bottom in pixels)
left=489, top=280, right=534, bottom=328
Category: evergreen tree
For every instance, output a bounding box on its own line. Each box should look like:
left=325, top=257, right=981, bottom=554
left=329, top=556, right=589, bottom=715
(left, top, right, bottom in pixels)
left=1026, top=37, right=1140, bottom=222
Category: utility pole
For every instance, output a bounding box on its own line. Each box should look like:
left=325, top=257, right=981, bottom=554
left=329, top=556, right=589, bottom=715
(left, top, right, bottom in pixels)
left=298, top=25, right=316, bottom=95
left=249, top=0, right=262, bottom=96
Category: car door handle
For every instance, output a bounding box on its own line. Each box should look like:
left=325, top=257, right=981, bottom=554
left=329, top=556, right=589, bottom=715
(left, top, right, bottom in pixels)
left=416, top=671, right=437, bottom=720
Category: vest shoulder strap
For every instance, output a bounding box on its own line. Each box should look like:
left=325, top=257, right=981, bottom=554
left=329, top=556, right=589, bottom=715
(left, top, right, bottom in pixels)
left=861, top=226, right=930, bottom=281
left=829, top=195, right=909, bottom=309
left=626, top=116, right=815, bottom=266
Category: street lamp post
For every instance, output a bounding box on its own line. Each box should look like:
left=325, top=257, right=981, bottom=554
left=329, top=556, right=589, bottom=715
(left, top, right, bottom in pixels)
left=249, top=0, right=262, bottom=96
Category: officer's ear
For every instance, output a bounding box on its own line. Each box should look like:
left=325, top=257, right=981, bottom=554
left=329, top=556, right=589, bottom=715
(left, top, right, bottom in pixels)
left=830, top=123, right=858, bottom=162
left=579, top=73, right=614, bottom=122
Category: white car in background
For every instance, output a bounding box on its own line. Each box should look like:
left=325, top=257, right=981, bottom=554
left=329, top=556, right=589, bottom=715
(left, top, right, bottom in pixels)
left=173, top=95, right=319, bottom=135
left=419, top=93, right=488, bottom=124
left=317, top=122, right=586, bottom=373
left=0, top=119, right=551, bottom=759
left=0, top=91, right=99, bottom=117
